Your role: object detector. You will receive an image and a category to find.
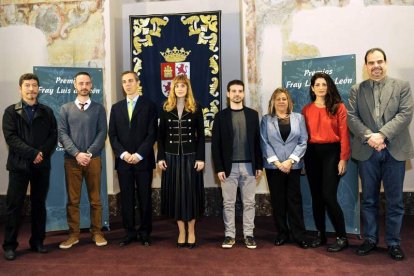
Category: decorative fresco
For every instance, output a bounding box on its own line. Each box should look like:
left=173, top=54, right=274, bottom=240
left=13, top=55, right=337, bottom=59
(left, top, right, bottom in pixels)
left=0, top=0, right=104, bottom=67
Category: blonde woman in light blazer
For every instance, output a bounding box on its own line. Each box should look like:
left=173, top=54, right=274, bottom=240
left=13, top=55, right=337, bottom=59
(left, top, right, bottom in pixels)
left=260, top=87, right=309, bottom=249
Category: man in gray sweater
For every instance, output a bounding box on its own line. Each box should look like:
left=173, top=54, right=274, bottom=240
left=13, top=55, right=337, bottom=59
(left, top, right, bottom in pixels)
left=58, top=71, right=108, bottom=249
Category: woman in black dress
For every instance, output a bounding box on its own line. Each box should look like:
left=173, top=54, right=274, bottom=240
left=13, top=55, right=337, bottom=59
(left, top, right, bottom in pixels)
left=157, top=74, right=205, bottom=248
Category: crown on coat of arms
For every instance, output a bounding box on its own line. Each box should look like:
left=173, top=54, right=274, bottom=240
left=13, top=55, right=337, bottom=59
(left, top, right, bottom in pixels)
left=160, top=47, right=191, bottom=62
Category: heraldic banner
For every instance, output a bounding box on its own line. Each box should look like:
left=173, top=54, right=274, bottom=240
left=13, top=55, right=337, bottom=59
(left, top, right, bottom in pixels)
left=282, top=54, right=360, bottom=234
left=130, top=11, right=221, bottom=137
left=34, top=66, right=110, bottom=232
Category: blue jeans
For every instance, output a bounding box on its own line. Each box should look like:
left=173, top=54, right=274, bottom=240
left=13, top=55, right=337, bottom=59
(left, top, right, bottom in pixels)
left=359, top=149, right=405, bottom=246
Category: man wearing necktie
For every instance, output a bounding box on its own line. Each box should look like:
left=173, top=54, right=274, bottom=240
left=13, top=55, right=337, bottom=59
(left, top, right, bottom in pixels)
left=109, top=71, right=157, bottom=247
left=2, top=73, right=57, bottom=260
left=348, top=48, right=414, bottom=261
left=58, top=71, right=108, bottom=249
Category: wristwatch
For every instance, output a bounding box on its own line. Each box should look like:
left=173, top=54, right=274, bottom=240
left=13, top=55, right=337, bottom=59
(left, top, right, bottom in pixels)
left=289, top=158, right=295, bottom=164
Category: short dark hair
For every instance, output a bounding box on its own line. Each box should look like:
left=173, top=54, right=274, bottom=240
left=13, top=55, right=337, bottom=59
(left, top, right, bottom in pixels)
left=74, top=71, right=92, bottom=81
left=364, top=48, right=387, bottom=64
left=227, top=79, right=244, bottom=92
left=19, top=73, right=39, bottom=87
left=121, top=71, right=139, bottom=81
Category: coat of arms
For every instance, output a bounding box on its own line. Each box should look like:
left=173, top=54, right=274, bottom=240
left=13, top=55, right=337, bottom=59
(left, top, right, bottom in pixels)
left=160, top=47, right=191, bottom=97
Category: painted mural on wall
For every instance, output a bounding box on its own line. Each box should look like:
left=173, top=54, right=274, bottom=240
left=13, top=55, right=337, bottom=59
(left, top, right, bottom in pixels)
left=242, top=0, right=414, bottom=115
left=0, top=0, right=104, bottom=67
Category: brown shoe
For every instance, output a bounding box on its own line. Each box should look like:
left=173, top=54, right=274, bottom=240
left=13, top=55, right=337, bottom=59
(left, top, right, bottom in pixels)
left=92, top=234, right=108, bottom=247
left=59, top=236, right=79, bottom=249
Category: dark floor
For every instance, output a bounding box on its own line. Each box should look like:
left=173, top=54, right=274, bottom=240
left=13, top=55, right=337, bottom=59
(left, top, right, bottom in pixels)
left=0, top=216, right=413, bottom=275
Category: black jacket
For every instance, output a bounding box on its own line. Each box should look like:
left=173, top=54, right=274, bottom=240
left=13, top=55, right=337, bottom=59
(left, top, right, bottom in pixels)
left=211, top=107, right=263, bottom=177
left=108, top=96, right=158, bottom=171
left=157, top=107, right=205, bottom=161
left=2, top=101, right=57, bottom=172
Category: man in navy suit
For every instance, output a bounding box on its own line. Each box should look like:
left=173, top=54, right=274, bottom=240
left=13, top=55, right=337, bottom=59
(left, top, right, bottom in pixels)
left=212, top=80, right=263, bottom=249
left=109, top=71, right=157, bottom=247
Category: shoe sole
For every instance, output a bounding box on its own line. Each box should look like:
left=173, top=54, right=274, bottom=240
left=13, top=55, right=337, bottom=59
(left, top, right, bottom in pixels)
left=59, top=240, right=79, bottom=249
left=222, top=244, right=235, bottom=249
left=246, top=245, right=257, bottom=249
left=95, top=242, right=108, bottom=247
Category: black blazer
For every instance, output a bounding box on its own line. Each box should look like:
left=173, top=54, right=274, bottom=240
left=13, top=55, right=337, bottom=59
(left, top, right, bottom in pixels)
left=108, top=96, right=157, bottom=171
left=2, top=101, right=57, bottom=172
left=157, top=107, right=205, bottom=161
left=211, top=107, right=263, bottom=177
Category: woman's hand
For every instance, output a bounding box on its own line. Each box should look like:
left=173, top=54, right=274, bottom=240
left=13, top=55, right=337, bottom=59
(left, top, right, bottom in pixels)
left=158, top=160, right=167, bottom=171
left=194, top=161, right=205, bottom=172
left=338, top=160, right=347, bottom=176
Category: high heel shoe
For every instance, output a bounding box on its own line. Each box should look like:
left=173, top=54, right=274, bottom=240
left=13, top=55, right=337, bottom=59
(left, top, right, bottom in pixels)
left=176, top=242, right=187, bottom=248
left=187, top=242, right=197, bottom=249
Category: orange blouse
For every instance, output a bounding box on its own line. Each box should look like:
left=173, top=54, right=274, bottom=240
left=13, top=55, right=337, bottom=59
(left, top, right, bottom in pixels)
left=302, top=102, right=350, bottom=161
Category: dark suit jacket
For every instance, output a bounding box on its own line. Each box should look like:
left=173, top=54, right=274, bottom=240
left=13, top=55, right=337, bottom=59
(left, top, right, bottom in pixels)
left=108, top=96, right=157, bottom=171
left=211, top=107, right=263, bottom=177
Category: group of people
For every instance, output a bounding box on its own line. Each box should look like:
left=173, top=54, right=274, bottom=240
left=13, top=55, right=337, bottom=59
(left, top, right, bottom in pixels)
left=2, top=48, right=413, bottom=263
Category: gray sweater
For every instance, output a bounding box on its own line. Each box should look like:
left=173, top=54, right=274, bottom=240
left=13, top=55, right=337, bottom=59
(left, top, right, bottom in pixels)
left=58, top=101, right=107, bottom=158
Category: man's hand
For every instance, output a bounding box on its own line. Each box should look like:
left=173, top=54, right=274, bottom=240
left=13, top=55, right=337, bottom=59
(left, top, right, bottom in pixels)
left=194, top=161, right=205, bottom=172
left=217, top=172, right=226, bottom=182
left=76, top=152, right=91, bottom=166
left=255, top=169, right=263, bottom=179
left=158, top=160, right=167, bottom=171
left=33, top=152, right=43, bottom=164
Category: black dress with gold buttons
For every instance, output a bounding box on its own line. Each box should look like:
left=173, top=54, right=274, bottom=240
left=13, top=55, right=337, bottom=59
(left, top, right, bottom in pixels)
left=157, top=107, right=205, bottom=221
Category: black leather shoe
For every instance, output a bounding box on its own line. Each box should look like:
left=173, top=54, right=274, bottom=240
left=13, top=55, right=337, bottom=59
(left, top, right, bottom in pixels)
left=119, top=236, right=137, bottom=247
left=388, top=245, right=405, bottom=261
left=327, top=237, right=348, bottom=252
left=297, top=240, right=310, bottom=249
left=274, top=237, right=287, bottom=246
left=176, top=242, right=187, bottom=248
left=310, top=232, right=327, bottom=248
left=356, top=240, right=376, bottom=256
left=187, top=242, right=197, bottom=249
left=4, top=249, right=16, bottom=261
left=30, top=244, right=48, bottom=253
left=141, top=236, right=152, bottom=247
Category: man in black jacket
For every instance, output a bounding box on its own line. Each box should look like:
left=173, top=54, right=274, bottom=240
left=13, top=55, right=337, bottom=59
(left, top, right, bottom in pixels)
left=211, top=79, right=263, bottom=249
left=2, top=73, right=57, bottom=260
left=108, top=71, right=157, bottom=246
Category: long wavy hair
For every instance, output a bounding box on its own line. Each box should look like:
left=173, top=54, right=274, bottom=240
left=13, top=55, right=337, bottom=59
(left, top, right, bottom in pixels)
left=309, top=72, right=342, bottom=116
left=268, top=87, right=293, bottom=116
left=163, top=74, right=197, bottom=113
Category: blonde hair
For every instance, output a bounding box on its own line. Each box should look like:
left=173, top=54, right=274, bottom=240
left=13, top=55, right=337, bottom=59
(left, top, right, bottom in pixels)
left=163, top=75, right=197, bottom=113
left=268, top=87, right=294, bottom=116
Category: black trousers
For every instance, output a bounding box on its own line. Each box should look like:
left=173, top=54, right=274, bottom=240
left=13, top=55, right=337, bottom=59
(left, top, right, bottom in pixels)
left=3, top=169, right=50, bottom=250
left=266, top=168, right=307, bottom=241
left=304, top=143, right=346, bottom=237
left=117, top=170, right=153, bottom=238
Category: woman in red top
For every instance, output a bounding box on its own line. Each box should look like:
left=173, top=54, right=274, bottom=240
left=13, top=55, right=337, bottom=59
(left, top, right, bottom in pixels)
left=302, top=72, right=350, bottom=252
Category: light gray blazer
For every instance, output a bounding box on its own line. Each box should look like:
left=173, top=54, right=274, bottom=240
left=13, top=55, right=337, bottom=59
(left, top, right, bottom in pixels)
left=347, top=77, right=414, bottom=161
left=260, top=112, right=308, bottom=170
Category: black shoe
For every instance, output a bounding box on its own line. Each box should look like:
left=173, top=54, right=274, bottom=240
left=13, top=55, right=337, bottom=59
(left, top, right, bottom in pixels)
left=119, top=236, right=137, bottom=247
left=297, top=240, right=310, bottom=249
left=327, top=237, right=348, bottom=252
left=140, top=236, right=152, bottom=247
left=274, top=236, right=287, bottom=246
left=30, top=244, right=48, bottom=253
left=388, top=245, right=405, bottom=261
left=310, top=232, right=327, bottom=248
left=176, top=242, right=187, bottom=248
left=4, top=249, right=16, bottom=261
left=187, top=242, right=197, bottom=249
left=356, top=240, right=376, bottom=256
